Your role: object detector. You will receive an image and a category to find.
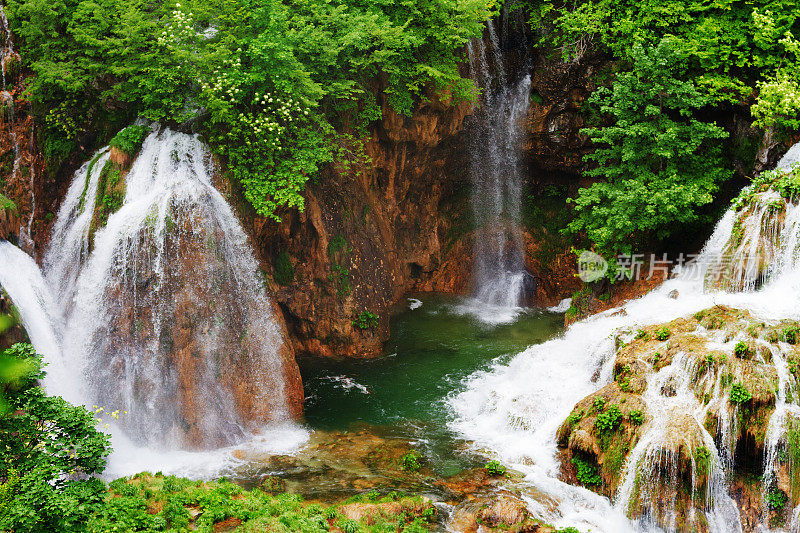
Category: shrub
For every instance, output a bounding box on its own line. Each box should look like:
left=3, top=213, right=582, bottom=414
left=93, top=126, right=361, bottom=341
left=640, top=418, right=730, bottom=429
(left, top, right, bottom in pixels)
left=654, top=327, right=671, bottom=341
left=767, top=489, right=788, bottom=510
left=734, top=341, right=751, bottom=359
left=484, top=460, right=506, bottom=477
left=400, top=451, right=422, bottom=472
left=730, top=383, right=752, bottom=405
left=352, top=311, right=379, bottom=330
left=629, top=410, right=644, bottom=425
left=0, top=343, right=111, bottom=532
left=593, top=397, right=606, bottom=412
left=595, top=404, right=622, bottom=433
left=109, top=125, right=150, bottom=156
left=784, top=326, right=799, bottom=345
left=571, top=457, right=602, bottom=485
left=565, top=39, right=730, bottom=260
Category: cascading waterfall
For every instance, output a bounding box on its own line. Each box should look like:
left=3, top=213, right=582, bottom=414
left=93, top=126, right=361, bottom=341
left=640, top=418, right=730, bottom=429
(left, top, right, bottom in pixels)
left=464, top=21, right=531, bottom=315
left=0, top=241, right=72, bottom=398
left=449, top=144, right=800, bottom=532
left=45, top=147, right=111, bottom=313
left=0, top=127, right=304, bottom=472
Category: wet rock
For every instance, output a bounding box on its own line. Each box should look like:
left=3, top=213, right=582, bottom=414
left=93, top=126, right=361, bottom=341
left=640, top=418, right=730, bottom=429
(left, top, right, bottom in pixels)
left=447, top=491, right=557, bottom=533
left=259, top=475, right=286, bottom=493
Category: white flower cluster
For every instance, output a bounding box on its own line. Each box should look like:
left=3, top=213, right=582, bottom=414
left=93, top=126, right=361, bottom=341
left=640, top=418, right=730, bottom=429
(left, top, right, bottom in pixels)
left=157, top=5, right=198, bottom=46
left=202, top=57, right=311, bottom=148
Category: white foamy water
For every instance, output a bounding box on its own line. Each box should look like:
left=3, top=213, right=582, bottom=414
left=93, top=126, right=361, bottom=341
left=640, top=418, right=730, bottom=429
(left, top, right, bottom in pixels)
left=408, top=298, right=423, bottom=310
left=449, top=145, right=800, bottom=532
left=0, top=127, right=308, bottom=476
left=320, top=375, right=371, bottom=395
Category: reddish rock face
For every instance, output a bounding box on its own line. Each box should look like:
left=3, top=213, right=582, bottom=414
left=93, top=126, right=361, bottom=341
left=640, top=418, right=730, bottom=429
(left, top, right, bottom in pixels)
left=243, top=89, right=479, bottom=359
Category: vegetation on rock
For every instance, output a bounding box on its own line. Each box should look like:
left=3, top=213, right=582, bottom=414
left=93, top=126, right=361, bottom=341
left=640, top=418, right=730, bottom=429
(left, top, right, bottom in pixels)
left=88, top=474, right=439, bottom=532
left=557, top=306, right=800, bottom=524
left=7, top=0, right=493, bottom=220
left=523, top=0, right=800, bottom=258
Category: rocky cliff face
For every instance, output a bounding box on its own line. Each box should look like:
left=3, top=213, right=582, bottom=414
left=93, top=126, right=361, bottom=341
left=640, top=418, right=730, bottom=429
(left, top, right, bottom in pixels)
left=238, top=91, right=477, bottom=358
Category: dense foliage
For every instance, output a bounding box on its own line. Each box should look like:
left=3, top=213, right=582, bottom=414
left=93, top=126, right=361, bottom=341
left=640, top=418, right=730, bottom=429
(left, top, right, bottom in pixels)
left=7, top=0, right=492, bottom=220
left=567, top=39, right=731, bottom=256
left=0, top=343, right=111, bottom=532
left=89, top=474, right=438, bottom=532
left=524, top=0, right=800, bottom=258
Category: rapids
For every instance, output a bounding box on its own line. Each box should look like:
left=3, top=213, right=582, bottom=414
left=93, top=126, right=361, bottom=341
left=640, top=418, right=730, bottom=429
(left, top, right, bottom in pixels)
left=449, top=144, right=800, bottom=532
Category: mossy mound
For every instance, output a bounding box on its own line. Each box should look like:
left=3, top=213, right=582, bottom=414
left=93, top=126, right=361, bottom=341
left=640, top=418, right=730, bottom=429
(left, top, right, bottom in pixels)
left=557, top=305, right=800, bottom=529
left=556, top=382, right=646, bottom=497
left=88, top=158, right=128, bottom=236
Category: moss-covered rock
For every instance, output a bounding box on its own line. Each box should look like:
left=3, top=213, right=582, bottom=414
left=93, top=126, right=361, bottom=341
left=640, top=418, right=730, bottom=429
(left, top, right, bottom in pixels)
left=557, top=305, right=800, bottom=530
left=557, top=382, right=646, bottom=496
left=88, top=158, right=128, bottom=237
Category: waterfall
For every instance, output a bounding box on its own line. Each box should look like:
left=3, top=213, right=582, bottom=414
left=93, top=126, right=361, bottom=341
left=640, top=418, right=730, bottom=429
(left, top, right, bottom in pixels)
left=465, top=21, right=531, bottom=317
left=449, top=144, right=800, bottom=532
left=0, top=241, right=73, bottom=398
left=0, top=127, right=304, bottom=470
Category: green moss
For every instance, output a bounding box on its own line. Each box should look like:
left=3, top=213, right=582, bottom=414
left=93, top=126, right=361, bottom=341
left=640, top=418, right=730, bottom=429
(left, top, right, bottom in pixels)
left=109, top=125, right=150, bottom=156
left=566, top=409, right=584, bottom=427
left=273, top=250, right=295, bottom=285
left=571, top=456, right=602, bottom=486
left=0, top=193, right=16, bottom=213
left=601, top=431, right=630, bottom=484
left=88, top=160, right=126, bottom=235
left=694, top=446, right=712, bottom=475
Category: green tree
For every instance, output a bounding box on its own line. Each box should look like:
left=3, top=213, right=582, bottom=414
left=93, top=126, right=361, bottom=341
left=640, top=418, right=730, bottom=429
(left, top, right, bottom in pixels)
left=567, top=39, right=730, bottom=258
left=0, top=343, right=111, bottom=532
left=751, top=10, right=800, bottom=132
left=7, top=0, right=493, bottom=220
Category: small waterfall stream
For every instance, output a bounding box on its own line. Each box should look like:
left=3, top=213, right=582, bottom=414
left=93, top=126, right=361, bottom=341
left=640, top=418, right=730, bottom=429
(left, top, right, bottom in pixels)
left=464, top=21, right=531, bottom=318
left=450, top=144, right=800, bottom=532
left=0, top=127, right=304, bottom=473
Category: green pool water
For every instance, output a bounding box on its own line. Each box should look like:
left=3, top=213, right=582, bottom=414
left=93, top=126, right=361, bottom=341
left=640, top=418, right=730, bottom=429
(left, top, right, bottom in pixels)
left=298, top=294, right=565, bottom=475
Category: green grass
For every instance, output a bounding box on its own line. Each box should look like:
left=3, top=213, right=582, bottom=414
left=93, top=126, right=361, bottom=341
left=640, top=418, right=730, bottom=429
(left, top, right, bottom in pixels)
left=88, top=473, right=438, bottom=532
